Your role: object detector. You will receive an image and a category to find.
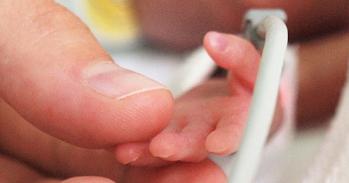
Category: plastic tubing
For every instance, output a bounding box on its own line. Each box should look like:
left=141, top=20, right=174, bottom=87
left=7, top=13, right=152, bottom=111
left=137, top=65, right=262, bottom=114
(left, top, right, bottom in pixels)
left=228, top=15, right=288, bottom=183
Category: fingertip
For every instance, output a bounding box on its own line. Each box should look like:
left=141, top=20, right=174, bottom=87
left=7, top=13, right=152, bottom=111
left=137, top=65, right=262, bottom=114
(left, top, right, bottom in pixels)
left=114, top=142, right=169, bottom=167
left=205, top=108, right=247, bottom=155
left=149, top=133, right=178, bottom=159
left=205, top=131, right=238, bottom=155
left=204, top=31, right=230, bottom=53
left=115, top=88, right=174, bottom=142
left=204, top=31, right=260, bottom=90
left=205, top=132, right=228, bottom=155
left=114, top=144, right=143, bottom=165
left=204, top=31, right=230, bottom=69
left=204, top=31, right=246, bottom=69
left=49, top=86, right=174, bottom=148
left=205, top=31, right=259, bottom=64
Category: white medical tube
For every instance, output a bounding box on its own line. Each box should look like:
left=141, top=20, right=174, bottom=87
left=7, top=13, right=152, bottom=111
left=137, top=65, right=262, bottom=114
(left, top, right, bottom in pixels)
left=228, top=16, right=288, bottom=183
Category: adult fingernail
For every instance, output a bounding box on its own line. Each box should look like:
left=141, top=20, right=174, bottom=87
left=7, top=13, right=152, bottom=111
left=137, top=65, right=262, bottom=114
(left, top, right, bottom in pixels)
left=82, top=61, right=167, bottom=100
left=207, top=31, right=229, bottom=52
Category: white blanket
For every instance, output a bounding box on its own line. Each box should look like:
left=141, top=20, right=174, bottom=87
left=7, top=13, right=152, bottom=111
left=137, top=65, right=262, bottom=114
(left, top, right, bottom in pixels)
left=302, top=61, right=349, bottom=183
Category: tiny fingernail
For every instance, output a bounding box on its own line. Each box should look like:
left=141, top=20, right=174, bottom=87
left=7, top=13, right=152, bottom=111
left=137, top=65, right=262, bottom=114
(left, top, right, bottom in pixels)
left=208, top=32, right=229, bottom=52
left=150, top=144, right=173, bottom=159
left=206, top=135, right=229, bottom=154
left=82, top=62, right=167, bottom=100
left=123, top=156, right=140, bottom=165
left=155, top=151, right=173, bottom=159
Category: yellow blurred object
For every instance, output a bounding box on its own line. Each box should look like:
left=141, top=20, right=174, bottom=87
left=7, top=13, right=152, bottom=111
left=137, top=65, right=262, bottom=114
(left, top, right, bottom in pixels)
left=83, top=0, right=139, bottom=48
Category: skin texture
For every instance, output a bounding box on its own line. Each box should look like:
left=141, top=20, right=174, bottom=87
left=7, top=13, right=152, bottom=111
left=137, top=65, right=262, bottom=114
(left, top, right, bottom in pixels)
left=0, top=0, right=175, bottom=148
left=0, top=0, right=227, bottom=182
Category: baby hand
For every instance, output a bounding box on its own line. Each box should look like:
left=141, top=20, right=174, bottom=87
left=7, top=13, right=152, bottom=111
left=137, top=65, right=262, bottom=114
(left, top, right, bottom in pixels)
left=114, top=32, right=282, bottom=165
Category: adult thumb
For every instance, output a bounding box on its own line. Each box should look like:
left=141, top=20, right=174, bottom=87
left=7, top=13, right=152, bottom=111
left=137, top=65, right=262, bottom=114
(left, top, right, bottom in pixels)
left=0, top=0, right=173, bottom=148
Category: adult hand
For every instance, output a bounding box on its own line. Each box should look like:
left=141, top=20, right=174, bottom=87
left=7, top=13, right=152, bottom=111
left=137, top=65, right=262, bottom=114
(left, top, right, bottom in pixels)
left=0, top=0, right=173, bottom=149
left=0, top=98, right=225, bottom=182
left=0, top=0, right=226, bottom=182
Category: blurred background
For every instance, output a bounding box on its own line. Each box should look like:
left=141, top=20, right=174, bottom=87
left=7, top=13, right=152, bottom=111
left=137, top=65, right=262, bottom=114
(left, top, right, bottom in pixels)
left=57, top=0, right=187, bottom=89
